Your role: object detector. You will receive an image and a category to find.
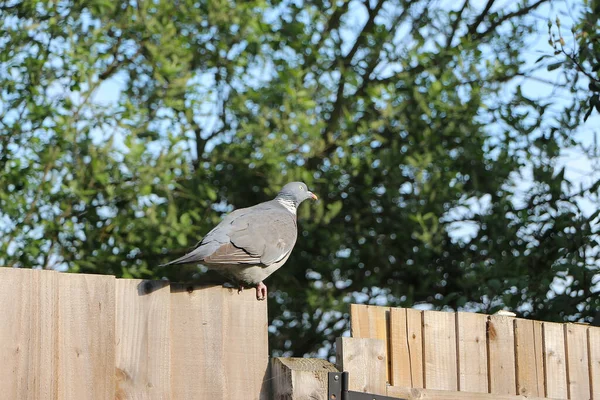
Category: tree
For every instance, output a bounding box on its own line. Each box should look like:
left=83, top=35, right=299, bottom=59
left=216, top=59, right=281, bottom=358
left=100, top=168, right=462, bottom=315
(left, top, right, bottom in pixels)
left=1, top=0, right=598, bottom=357
left=547, top=0, right=600, bottom=121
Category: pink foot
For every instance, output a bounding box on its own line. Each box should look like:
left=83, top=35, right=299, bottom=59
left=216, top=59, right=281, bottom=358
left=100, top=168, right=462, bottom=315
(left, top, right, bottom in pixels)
left=255, top=282, right=267, bottom=300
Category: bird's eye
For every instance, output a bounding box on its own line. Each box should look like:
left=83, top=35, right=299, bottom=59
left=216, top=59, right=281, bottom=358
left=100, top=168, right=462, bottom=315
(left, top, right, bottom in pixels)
left=299, top=185, right=304, bottom=190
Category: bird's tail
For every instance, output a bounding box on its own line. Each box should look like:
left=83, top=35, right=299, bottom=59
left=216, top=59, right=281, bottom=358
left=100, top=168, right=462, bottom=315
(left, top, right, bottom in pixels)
left=159, top=248, right=204, bottom=267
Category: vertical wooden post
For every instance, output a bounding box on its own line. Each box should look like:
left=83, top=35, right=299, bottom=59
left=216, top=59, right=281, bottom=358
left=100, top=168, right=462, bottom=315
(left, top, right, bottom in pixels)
left=271, top=357, right=338, bottom=400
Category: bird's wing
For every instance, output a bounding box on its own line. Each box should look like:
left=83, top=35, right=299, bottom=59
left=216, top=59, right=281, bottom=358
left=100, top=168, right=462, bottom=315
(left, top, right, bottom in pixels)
left=162, top=202, right=298, bottom=268
left=226, top=206, right=298, bottom=266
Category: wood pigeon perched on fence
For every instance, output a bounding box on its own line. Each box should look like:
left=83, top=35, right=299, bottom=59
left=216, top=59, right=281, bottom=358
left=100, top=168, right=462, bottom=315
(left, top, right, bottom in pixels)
left=161, top=182, right=318, bottom=300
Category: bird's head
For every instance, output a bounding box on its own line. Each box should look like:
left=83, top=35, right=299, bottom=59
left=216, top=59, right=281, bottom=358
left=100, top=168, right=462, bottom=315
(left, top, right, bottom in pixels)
left=276, top=182, right=318, bottom=207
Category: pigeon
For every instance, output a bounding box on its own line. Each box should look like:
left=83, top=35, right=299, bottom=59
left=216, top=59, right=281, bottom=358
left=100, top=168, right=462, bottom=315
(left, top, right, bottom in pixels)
left=161, top=182, right=318, bottom=300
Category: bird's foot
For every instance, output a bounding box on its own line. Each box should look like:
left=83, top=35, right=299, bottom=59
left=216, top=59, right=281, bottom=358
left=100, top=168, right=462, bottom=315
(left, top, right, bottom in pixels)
left=255, top=282, right=267, bottom=301
left=237, top=284, right=245, bottom=294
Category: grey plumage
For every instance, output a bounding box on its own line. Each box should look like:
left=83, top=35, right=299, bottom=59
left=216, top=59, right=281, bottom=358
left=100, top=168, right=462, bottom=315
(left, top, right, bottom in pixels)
left=161, top=182, right=317, bottom=299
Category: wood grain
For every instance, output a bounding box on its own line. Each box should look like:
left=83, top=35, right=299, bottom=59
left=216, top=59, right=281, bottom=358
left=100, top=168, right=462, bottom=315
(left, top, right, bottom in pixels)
left=564, top=323, right=590, bottom=400
left=587, top=325, right=600, bottom=400
left=336, top=337, right=387, bottom=395
left=350, top=304, right=391, bottom=381
left=387, top=385, right=563, bottom=400
left=487, top=315, right=517, bottom=395
left=271, top=357, right=338, bottom=400
left=57, top=272, right=116, bottom=400
left=389, top=308, right=424, bottom=388
left=422, top=310, right=457, bottom=391
left=170, top=284, right=269, bottom=400
left=456, top=312, right=488, bottom=393
left=115, top=279, right=171, bottom=400
left=0, top=268, right=58, bottom=400
left=514, top=319, right=544, bottom=397
left=543, top=322, right=568, bottom=399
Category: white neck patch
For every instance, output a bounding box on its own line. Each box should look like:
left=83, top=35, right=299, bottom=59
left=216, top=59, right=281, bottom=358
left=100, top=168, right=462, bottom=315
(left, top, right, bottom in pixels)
left=277, top=198, right=297, bottom=215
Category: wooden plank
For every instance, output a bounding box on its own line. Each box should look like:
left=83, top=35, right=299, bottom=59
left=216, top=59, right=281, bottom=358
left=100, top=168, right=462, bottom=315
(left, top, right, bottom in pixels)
left=336, top=337, right=387, bottom=395
left=57, top=272, right=116, bottom=400
left=0, top=268, right=58, bottom=400
left=271, top=357, right=338, bottom=400
left=170, top=285, right=269, bottom=400
left=422, top=310, right=457, bottom=391
left=115, top=279, right=171, bottom=399
left=350, top=304, right=390, bottom=381
left=387, top=385, right=563, bottom=400
left=221, top=286, right=270, bottom=399
left=564, top=323, right=590, bottom=400
left=487, top=315, right=517, bottom=395
left=543, top=322, right=568, bottom=399
left=389, top=308, right=424, bottom=388
left=587, top=326, right=600, bottom=400
left=406, top=308, right=425, bottom=388
left=514, top=319, right=544, bottom=397
left=456, top=312, right=488, bottom=393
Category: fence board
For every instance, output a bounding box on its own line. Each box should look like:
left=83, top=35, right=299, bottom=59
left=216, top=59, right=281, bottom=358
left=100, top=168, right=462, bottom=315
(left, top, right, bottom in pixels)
left=387, top=385, right=562, bottom=400
left=389, top=308, right=423, bottom=388
left=514, top=319, right=544, bottom=397
left=543, top=322, right=568, bottom=399
left=350, top=304, right=390, bottom=381
left=57, top=273, right=116, bottom=400
left=456, top=312, right=488, bottom=393
left=336, top=337, right=387, bottom=395
left=115, top=279, right=171, bottom=400
left=564, top=323, right=590, bottom=400
left=587, top=326, right=600, bottom=400
left=170, top=285, right=268, bottom=400
left=423, top=310, right=457, bottom=391
left=488, top=315, right=517, bottom=395
left=0, top=268, right=58, bottom=400
left=221, top=287, right=270, bottom=400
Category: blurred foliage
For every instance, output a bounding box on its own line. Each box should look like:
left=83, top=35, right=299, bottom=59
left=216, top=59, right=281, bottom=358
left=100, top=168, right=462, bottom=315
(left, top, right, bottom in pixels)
left=1, top=0, right=599, bottom=357
left=547, top=0, right=600, bottom=121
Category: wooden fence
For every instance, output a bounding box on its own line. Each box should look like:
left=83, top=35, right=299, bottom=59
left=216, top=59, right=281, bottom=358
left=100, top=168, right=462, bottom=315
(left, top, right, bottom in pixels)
left=344, top=304, right=600, bottom=400
left=0, top=267, right=269, bottom=399
left=2, top=267, right=598, bottom=400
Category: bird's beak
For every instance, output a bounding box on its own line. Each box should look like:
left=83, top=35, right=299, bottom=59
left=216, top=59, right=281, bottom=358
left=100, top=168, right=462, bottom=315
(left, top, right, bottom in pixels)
left=309, top=192, right=318, bottom=201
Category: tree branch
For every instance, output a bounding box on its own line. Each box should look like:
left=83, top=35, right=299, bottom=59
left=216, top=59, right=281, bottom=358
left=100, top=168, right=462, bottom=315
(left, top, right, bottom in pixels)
left=446, top=0, right=470, bottom=49
left=472, top=0, right=550, bottom=39
left=467, top=0, right=495, bottom=35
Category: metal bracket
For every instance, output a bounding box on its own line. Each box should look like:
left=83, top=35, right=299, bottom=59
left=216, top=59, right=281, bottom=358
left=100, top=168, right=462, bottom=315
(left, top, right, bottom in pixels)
left=327, top=371, right=403, bottom=400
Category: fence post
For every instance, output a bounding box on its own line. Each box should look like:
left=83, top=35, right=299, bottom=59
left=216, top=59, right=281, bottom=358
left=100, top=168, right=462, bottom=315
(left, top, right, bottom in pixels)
left=271, top=357, right=338, bottom=400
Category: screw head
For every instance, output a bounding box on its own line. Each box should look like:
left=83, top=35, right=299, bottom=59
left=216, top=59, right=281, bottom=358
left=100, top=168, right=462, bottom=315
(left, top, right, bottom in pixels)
left=334, top=374, right=339, bottom=381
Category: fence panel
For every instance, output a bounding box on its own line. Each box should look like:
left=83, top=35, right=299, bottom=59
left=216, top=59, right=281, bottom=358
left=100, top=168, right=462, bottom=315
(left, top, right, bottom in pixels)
left=423, top=310, right=457, bottom=391
left=0, top=268, right=270, bottom=400
left=0, top=268, right=58, bottom=399
left=389, top=307, right=423, bottom=388
left=170, top=284, right=269, bottom=400
left=350, top=304, right=600, bottom=400
left=589, top=326, right=600, bottom=400
left=488, top=315, right=517, bottom=395
left=115, top=279, right=172, bottom=400
left=457, top=312, right=488, bottom=393
left=514, top=318, right=545, bottom=397
left=565, top=323, right=591, bottom=400
left=543, top=322, right=568, bottom=399
left=57, top=273, right=116, bottom=400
